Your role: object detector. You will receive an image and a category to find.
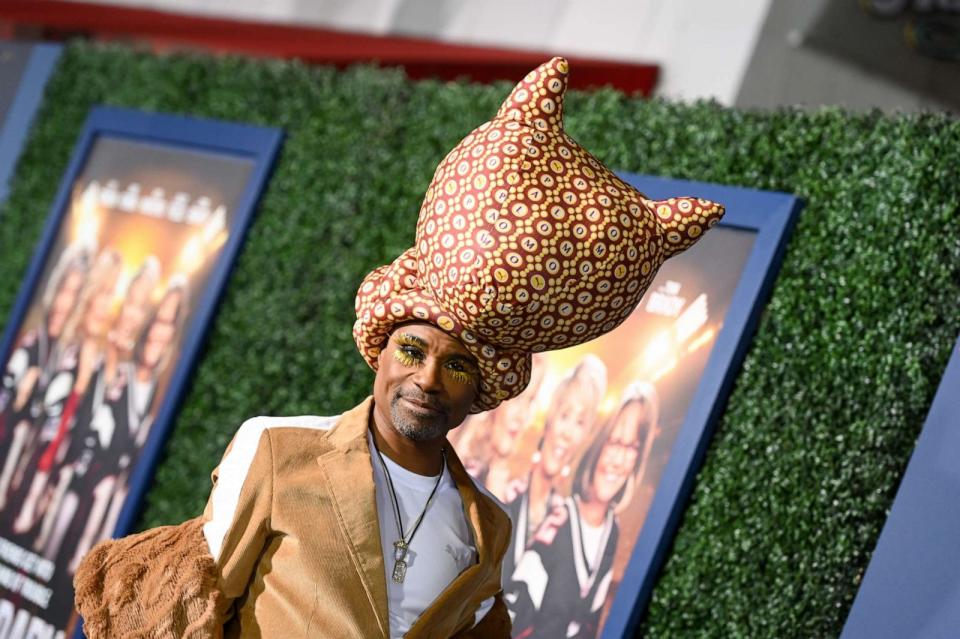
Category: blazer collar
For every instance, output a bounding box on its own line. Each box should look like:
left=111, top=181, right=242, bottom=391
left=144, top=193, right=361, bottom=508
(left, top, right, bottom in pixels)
left=327, top=394, right=376, bottom=452
left=316, top=396, right=390, bottom=638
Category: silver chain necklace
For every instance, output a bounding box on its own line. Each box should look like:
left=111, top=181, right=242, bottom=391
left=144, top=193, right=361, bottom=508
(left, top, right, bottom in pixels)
left=372, top=438, right=446, bottom=584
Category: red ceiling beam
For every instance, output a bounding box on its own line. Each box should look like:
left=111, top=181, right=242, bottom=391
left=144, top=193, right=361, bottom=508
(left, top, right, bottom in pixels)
left=0, top=0, right=658, bottom=95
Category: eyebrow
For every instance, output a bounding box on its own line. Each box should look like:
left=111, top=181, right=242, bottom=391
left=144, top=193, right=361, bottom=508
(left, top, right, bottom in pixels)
left=397, top=333, right=427, bottom=347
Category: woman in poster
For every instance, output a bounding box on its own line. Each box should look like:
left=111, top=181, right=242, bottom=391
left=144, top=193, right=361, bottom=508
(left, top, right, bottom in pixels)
left=34, top=257, right=161, bottom=558
left=508, top=382, right=660, bottom=639
left=0, top=245, right=90, bottom=511
left=455, top=356, right=546, bottom=502
left=63, top=277, right=188, bottom=572
left=9, top=248, right=122, bottom=539
left=502, top=355, right=607, bottom=582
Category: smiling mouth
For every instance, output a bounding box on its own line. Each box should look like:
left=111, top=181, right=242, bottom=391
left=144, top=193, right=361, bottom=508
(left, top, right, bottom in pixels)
left=401, top=396, right=445, bottom=415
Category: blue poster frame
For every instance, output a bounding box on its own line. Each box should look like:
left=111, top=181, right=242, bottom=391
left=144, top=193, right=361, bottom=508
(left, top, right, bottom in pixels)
left=0, top=41, right=62, bottom=203
left=0, top=106, right=282, bottom=634
left=840, top=334, right=960, bottom=639
left=600, top=174, right=803, bottom=639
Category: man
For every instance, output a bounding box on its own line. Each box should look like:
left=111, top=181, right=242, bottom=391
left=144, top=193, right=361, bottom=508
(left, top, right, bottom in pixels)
left=76, top=320, right=511, bottom=638
left=75, top=56, right=724, bottom=638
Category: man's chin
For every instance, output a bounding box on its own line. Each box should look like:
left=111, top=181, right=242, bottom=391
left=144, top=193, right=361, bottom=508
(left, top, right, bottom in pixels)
left=391, top=408, right=449, bottom=443
left=394, top=423, right=448, bottom=443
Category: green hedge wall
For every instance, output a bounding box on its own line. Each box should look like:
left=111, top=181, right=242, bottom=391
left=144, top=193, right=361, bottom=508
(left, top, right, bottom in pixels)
left=1, top=42, right=958, bottom=637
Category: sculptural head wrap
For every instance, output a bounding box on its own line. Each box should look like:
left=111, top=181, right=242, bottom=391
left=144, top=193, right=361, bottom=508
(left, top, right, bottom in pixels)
left=355, top=57, right=724, bottom=412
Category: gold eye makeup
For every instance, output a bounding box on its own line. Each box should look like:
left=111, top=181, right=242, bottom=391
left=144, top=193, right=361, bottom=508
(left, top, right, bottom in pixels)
left=392, top=334, right=426, bottom=368
left=444, top=361, right=477, bottom=386
left=392, top=333, right=479, bottom=386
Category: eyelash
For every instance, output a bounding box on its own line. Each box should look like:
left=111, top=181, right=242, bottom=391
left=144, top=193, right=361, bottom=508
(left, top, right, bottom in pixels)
left=392, top=341, right=476, bottom=385
left=447, top=367, right=475, bottom=385
left=393, top=345, right=422, bottom=368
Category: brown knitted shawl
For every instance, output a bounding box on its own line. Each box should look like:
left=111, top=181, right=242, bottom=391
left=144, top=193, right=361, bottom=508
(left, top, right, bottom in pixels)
left=74, top=516, right=222, bottom=638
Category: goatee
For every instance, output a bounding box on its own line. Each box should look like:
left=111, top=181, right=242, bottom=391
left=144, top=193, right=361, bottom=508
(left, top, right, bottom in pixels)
left=390, top=389, right=449, bottom=442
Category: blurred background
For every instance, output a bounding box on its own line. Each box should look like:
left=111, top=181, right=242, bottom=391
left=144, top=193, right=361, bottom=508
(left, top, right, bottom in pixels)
left=2, top=0, right=958, bottom=112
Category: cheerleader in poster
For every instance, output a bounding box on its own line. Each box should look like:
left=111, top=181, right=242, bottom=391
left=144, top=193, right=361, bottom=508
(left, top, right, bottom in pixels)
left=501, top=356, right=607, bottom=583
left=0, top=247, right=90, bottom=511
left=509, top=382, right=659, bottom=639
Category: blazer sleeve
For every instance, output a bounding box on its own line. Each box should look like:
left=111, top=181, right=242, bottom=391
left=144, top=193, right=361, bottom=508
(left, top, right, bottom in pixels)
left=74, top=420, right=275, bottom=639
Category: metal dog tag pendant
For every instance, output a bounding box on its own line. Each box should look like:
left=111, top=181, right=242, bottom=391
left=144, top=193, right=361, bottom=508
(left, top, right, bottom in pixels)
left=392, top=559, right=407, bottom=583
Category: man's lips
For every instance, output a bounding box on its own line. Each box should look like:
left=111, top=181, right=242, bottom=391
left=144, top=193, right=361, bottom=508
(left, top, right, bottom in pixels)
left=400, top=395, right=446, bottom=415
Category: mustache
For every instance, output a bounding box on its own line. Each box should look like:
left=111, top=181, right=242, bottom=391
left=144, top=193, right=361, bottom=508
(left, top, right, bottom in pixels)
left=395, top=388, right=448, bottom=413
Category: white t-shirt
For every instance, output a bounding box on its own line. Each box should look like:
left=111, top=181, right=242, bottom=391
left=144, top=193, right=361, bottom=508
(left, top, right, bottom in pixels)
left=367, top=432, right=483, bottom=638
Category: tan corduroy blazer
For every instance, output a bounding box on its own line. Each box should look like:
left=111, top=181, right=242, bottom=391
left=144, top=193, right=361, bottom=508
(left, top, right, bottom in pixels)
left=75, top=397, right=512, bottom=638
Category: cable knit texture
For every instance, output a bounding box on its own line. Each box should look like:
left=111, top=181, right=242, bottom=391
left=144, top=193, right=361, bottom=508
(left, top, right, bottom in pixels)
left=74, top=516, right=222, bottom=638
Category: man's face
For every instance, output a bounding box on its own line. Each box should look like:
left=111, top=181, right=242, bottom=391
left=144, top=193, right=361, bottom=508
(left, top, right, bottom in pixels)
left=374, top=322, right=480, bottom=444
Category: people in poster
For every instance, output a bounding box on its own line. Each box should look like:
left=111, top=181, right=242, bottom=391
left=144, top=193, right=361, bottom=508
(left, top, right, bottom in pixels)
left=8, top=248, right=122, bottom=538
left=507, top=382, right=660, bottom=639
left=0, top=235, right=203, bottom=635
left=454, top=355, right=546, bottom=502
left=0, top=257, right=192, bottom=578
left=0, top=246, right=90, bottom=512
left=502, top=355, right=608, bottom=582
left=63, top=277, right=188, bottom=573
left=34, top=258, right=161, bottom=562
left=0, top=122, right=260, bottom=634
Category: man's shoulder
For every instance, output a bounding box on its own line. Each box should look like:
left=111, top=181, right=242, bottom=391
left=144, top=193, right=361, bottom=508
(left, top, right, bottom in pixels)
left=455, top=466, right=513, bottom=542
left=445, top=447, right=510, bottom=521
left=228, top=413, right=343, bottom=460
left=237, top=414, right=342, bottom=437
left=473, top=481, right=510, bottom=521
left=230, top=396, right=373, bottom=462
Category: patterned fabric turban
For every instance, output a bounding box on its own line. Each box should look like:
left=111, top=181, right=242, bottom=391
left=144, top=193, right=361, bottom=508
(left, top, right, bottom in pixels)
left=355, top=57, right=724, bottom=412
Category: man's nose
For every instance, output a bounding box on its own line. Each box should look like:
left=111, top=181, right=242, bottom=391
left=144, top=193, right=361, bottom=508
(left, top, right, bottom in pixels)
left=412, top=358, right=445, bottom=393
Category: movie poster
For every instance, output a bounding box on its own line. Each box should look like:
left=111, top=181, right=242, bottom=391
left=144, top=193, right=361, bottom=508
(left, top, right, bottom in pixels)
left=0, top=136, right=254, bottom=636
left=450, top=226, right=756, bottom=639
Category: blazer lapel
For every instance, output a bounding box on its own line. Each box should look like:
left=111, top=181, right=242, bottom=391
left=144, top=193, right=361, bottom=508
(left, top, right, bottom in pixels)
left=316, top=397, right=390, bottom=638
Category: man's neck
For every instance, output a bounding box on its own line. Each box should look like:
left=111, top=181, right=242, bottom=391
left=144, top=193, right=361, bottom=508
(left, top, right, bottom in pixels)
left=370, top=402, right=445, bottom=476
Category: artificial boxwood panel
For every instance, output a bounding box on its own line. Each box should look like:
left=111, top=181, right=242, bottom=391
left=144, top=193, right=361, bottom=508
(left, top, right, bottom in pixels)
left=0, top=42, right=958, bottom=637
